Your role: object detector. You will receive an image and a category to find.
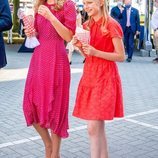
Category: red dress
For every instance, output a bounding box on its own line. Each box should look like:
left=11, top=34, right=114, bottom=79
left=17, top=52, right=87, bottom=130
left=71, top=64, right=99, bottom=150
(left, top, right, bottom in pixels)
left=73, top=17, right=124, bottom=120
left=23, top=0, right=76, bottom=138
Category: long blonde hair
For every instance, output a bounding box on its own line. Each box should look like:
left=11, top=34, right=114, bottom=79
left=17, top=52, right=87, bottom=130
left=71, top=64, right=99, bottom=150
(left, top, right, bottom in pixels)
left=87, top=0, right=109, bottom=31
left=34, top=0, right=66, bottom=12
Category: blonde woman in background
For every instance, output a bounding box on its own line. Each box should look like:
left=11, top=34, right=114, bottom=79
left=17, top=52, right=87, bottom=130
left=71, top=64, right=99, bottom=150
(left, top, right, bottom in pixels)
left=67, top=7, right=84, bottom=64
left=76, top=7, right=82, bottom=27
left=23, top=0, right=76, bottom=157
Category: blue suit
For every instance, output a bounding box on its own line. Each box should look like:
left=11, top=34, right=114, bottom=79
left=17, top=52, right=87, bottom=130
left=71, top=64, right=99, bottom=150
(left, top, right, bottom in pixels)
left=121, top=7, right=140, bottom=59
left=0, top=0, right=12, bottom=68
left=110, top=6, right=123, bottom=24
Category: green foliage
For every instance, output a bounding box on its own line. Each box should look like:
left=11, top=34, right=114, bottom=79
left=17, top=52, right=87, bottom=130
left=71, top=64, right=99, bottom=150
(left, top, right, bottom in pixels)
left=12, top=0, right=20, bottom=33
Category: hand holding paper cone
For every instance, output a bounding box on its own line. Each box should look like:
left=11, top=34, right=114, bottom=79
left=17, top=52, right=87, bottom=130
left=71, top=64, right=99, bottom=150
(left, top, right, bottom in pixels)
left=18, top=9, right=40, bottom=48
left=75, top=27, right=90, bottom=44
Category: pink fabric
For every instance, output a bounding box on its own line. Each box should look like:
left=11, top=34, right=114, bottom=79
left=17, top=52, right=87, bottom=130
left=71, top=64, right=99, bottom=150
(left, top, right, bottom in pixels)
left=23, top=0, right=76, bottom=138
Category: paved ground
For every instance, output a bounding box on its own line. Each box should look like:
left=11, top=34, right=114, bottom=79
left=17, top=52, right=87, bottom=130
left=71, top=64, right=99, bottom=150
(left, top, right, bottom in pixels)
left=0, top=44, right=158, bottom=158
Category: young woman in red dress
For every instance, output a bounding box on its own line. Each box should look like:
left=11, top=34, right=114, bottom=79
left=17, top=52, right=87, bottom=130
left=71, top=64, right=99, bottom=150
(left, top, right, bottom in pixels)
left=72, top=0, right=125, bottom=157
left=23, top=0, right=76, bottom=158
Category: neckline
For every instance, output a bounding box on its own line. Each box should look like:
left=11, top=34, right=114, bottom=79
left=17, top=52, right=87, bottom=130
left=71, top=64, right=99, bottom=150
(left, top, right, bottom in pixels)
left=92, top=16, right=105, bottom=25
left=45, top=2, right=55, bottom=6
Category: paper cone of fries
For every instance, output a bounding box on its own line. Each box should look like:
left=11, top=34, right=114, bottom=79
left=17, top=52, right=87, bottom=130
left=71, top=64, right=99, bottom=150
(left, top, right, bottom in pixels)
left=18, top=9, right=40, bottom=48
left=75, top=27, right=90, bottom=44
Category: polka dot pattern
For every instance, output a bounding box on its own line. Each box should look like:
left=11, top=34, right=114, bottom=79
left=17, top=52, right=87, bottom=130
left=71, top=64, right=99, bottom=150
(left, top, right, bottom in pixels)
left=23, top=0, right=76, bottom=138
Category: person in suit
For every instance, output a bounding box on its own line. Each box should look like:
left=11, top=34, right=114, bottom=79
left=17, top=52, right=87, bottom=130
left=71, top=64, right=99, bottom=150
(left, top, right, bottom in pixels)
left=0, top=0, right=12, bottom=68
left=110, top=0, right=124, bottom=24
left=121, top=0, right=140, bottom=62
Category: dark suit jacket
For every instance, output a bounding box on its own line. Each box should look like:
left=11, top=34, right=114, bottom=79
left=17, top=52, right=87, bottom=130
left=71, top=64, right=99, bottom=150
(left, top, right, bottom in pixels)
left=110, top=6, right=123, bottom=24
left=120, top=7, right=140, bottom=34
left=0, top=0, right=12, bottom=68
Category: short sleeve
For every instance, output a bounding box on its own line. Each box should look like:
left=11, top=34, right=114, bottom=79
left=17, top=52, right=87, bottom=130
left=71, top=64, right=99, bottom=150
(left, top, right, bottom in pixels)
left=64, top=0, right=76, bottom=34
left=108, top=18, right=123, bottom=39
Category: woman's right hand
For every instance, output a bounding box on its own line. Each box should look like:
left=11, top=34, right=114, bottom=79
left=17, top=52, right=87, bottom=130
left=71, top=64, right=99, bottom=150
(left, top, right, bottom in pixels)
left=72, top=36, right=82, bottom=48
left=72, top=36, right=88, bottom=57
left=24, top=26, right=35, bottom=37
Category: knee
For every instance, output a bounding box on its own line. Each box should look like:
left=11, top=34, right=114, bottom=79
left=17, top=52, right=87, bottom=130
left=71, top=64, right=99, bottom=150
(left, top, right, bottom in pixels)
left=88, top=125, right=96, bottom=137
left=87, top=123, right=101, bottom=137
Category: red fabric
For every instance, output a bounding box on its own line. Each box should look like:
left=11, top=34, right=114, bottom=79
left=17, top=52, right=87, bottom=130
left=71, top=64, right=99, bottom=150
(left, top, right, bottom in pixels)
left=73, top=17, right=124, bottom=120
left=23, top=0, right=76, bottom=138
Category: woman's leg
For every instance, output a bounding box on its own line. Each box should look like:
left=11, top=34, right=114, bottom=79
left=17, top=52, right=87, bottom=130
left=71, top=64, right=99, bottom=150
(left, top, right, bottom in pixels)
left=51, top=132, right=61, bottom=158
left=33, top=123, right=52, bottom=158
left=87, top=120, right=108, bottom=158
left=100, top=123, right=108, bottom=158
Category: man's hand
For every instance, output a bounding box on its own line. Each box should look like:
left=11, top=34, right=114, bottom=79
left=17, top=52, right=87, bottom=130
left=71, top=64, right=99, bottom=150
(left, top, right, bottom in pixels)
left=135, top=31, right=140, bottom=36
left=154, top=30, right=158, bottom=38
left=119, top=6, right=124, bottom=13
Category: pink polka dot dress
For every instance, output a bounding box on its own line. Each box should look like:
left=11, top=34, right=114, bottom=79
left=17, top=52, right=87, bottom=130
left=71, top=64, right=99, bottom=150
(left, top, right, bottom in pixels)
left=23, top=0, right=76, bottom=138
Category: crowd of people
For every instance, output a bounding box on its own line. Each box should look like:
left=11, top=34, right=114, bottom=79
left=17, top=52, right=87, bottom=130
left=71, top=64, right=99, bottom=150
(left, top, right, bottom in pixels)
left=111, top=0, right=140, bottom=62
left=0, top=0, right=158, bottom=158
left=111, top=0, right=158, bottom=63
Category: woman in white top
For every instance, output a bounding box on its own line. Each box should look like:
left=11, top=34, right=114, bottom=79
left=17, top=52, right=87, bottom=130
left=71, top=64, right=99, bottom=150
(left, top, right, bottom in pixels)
left=67, top=7, right=84, bottom=64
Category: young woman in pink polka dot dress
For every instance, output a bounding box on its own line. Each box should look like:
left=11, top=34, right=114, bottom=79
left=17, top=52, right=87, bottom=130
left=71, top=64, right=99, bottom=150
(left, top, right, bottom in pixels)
left=23, top=0, right=76, bottom=157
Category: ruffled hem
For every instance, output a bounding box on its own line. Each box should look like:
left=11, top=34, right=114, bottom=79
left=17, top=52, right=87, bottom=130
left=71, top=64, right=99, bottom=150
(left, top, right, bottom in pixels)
left=73, top=72, right=124, bottom=120
left=24, top=110, right=69, bottom=138
left=23, top=89, right=69, bottom=138
left=73, top=112, right=124, bottom=121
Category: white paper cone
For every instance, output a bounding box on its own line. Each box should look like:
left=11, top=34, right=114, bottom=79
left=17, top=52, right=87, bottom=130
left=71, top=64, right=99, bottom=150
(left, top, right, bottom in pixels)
left=25, top=37, right=40, bottom=48
left=75, top=27, right=90, bottom=44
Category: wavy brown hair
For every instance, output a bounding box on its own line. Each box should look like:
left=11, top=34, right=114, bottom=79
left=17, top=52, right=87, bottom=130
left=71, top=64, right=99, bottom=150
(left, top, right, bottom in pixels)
left=34, top=0, right=66, bottom=12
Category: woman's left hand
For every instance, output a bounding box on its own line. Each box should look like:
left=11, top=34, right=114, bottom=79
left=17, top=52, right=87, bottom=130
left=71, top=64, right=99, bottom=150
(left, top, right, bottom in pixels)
left=38, top=5, right=53, bottom=20
left=81, top=43, right=96, bottom=56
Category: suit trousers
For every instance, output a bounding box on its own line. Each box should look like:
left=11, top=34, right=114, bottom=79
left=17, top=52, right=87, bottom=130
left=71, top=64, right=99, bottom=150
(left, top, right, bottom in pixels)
left=124, top=27, right=135, bottom=59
